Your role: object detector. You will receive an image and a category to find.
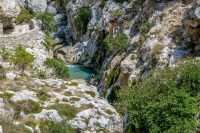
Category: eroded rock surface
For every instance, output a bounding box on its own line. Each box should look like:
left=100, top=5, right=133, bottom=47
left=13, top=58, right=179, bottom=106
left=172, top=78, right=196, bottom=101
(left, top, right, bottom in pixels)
left=0, top=0, right=20, bottom=27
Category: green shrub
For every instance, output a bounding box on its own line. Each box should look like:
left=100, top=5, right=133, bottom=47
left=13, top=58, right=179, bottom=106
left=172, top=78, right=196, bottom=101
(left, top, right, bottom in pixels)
left=44, top=34, right=56, bottom=51
left=85, top=91, right=96, bottom=98
left=104, top=32, right=128, bottom=53
left=31, top=68, right=47, bottom=79
left=16, top=7, right=34, bottom=24
left=175, top=59, right=200, bottom=96
left=1, top=122, right=27, bottom=133
left=99, top=0, right=106, bottom=8
left=36, top=12, right=56, bottom=33
left=0, top=93, right=13, bottom=100
left=0, top=65, right=6, bottom=80
left=11, top=44, right=35, bottom=70
left=68, top=82, right=78, bottom=86
left=140, top=21, right=155, bottom=36
left=110, top=9, right=124, bottom=18
left=37, top=89, right=51, bottom=102
left=14, top=100, right=42, bottom=115
left=44, top=58, right=69, bottom=79
left=50, top=104, right=78, bottom=119
left=74, top=6, right=91, bottom=36
left=0, top=47, right=12, bottom=61
left=40, top=120, right=74, bottom=133
left=64, top=91, right=72, bottom=96
left=116, top=59, right=200, bottom=132
left=55, top=0, right=68, bottom=9
left=70, top=97, right=80, bottom=102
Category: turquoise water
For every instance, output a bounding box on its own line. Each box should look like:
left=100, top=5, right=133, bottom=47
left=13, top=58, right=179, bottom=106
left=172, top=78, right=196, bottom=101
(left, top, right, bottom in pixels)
left=67, top=65, right=96, bottom=80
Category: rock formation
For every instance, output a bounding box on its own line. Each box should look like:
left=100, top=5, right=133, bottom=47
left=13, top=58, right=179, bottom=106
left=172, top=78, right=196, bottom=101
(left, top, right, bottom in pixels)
left=0, top=0, right=20, bottom=28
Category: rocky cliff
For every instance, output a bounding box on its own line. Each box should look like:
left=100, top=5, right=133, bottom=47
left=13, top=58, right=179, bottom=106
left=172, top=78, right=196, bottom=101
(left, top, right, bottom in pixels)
left=40, top=0, right=200, bottom=98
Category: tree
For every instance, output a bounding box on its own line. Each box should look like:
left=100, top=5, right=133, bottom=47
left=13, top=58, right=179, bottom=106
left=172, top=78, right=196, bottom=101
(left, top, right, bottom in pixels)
left=116, top=60, right=200, bottom=133
left=104, top=32, right=128, bottom=53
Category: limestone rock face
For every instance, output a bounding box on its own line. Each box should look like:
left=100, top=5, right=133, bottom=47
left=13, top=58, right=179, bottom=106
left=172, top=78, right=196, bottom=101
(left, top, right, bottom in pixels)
left=182, top=0, right=200, bottom=50
left=182, top=0, right=200, bottom=27
left=26, top=0, right=47, bottom=12
left=0, top=0, right=20, bottom=27
left=46, top=5, right=57, bottom=15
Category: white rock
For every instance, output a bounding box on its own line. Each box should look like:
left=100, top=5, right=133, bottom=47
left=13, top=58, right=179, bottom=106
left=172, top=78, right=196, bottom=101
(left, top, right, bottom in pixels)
left=46, top=5, right=57, bottom=15
left=26, top=0, right=47, bottom=12
left=1, top=62, right=11, bottom=69
left=0, top=98, right=4, bottom=108
left=34, top=109, right=62, bottom=122
left=6, top=72, right=18, bottom=80
left=98, top=116, right=110, bottom=128
left=11, top=90, right=39, bottom=102
left=0, top=125, right=2, bottom=133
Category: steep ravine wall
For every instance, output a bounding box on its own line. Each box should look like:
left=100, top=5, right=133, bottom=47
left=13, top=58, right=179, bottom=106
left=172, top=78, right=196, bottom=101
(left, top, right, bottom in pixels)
left=60, top=0, right=200, bottom=98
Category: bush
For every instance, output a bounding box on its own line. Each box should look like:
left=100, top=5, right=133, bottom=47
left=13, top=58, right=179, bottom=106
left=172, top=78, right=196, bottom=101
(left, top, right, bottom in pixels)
left=74, top=6, right=91, bottom=36
left=0, top=47, right=12, bottom=61
left=16, top=7, right=34, bottom=24
left=49, top=104, right=78, bottom=119
left=175, top=59, right=200, bottom=96
left=0, top=65, right=6, bottom=80
left=36, top=12, right=56, bottom=33
left=0, top=93, right=13, bottom=100
left=11, top=44, right=35, bottom=70
left=1, top=121, right=27, bottom=133
left=44, top=34, right=56, bottom=51
left=44, top=58, right=69, bottom=79
left=68, top=82, right=78, bottom=86
left=55, top=0, right=68, bottom=9
left=14, top=100, right=42, bottom=116
left=85, top=91, right=96, bottom=98
left=116, top=59, right=200, bottom=132
left=110, top=9, right=124, bottom=18
left=140, top=21, right=155, bottom=36
left=40, top=120, right=74, bottom=133
left=104, top=32, right=128, bottom=53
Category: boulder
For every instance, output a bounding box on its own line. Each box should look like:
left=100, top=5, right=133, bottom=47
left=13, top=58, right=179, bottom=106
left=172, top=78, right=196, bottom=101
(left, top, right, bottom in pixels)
left=0, top=0, right=21, bottom=27
left=182, top=0, right=200, bottom=28
left=46, top=5, right=57, bottom=15
left=26, top=0, right=47, bottom=12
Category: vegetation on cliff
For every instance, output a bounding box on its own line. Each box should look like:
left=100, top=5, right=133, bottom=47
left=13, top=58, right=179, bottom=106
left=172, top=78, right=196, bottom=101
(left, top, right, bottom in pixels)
left=44, top=58, right=69, bottom=79
left=11, top=45, right=35, bottom=70
left=115, top=59, right=200, bottom=132
left=104, top=32, right=128, bottom=53
left=74, top=6, right=91, bottom=36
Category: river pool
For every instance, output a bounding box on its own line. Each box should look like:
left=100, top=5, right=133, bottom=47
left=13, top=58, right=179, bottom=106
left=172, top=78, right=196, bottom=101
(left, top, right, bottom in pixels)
left=67, top=65, right=96, bottom=81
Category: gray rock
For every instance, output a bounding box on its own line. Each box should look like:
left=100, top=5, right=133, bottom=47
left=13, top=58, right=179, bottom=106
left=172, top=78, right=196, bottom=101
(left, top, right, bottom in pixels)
left=11, top=90, right=39, bottom=102
left=54, top=13, right=66, bottom=24
left=0, top=125, right=2, bottom=133
left=1, top=62, right=11, bottom=69
left=6, top=72, right=18, bottom=80
left=195, top=7, right=200, bottom=19
left=26, top=0, right=47, bottom=12
left=46, top=5, right=57, bottom=15
left=0, top=98, right=4, bottom=108
left=34, top=109, right=62, bottom=122
left=0, top=0, right=21, bottom=27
